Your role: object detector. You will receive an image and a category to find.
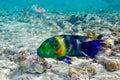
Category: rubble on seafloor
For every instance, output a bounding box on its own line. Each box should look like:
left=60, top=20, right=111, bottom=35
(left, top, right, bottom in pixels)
left=0, top=11, right=120, bottom=80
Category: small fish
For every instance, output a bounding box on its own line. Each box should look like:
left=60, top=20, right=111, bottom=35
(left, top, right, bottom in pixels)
left=31, top=5, right=46, bottom=13
left=37, top=35, right=103, bottom=64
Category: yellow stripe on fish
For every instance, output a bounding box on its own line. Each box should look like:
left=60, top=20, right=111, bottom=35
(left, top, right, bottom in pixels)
left=55, top=36, right=66, bottom=57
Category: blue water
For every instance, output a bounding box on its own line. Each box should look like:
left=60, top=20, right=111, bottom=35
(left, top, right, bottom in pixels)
left=0, top=0, right=120, bottom=13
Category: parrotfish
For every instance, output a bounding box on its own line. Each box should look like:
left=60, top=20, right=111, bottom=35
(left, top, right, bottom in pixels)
left=37, top=35, right=103, bottom=64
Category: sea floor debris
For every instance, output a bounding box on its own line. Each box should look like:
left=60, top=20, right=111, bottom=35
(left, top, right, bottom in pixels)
left=0, top=11, right=120, bottom=80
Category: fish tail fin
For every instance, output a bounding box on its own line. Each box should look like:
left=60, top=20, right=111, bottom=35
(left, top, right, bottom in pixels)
left=81, top=40, right=103, bottom=58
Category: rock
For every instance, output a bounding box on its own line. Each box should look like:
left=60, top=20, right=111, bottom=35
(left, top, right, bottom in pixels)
left=103, top=58, right=120, bottom=72
left=87, top=31, right=97, bottom=39
left=69, top=67, right=81, bottom=76
left=70, top=74, right=89, bottom=80
left=104, top=48, right=112, bottom=56
left=48, top=61, right=69, bottom=74
left=72, top=24, right=83, bottom=33
left=50, top=25, right=60, bottom=32
left=91, top=73, right=120, bottom=80
left=105, top=37, right=114, bottom=47
left=68, top=15, right=84, bottom=24
left=85, top=64, right=97, bottom=76
left=69, top=62, right=97, bottom=77
left=117, top=33, right=120, bottom=37
left=14, top=51, right=48, bottom=74
left=89, top=17, right=96, bottom=20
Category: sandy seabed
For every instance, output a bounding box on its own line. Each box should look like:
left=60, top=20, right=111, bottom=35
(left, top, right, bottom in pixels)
left=0, top=10, right=120, bottom=80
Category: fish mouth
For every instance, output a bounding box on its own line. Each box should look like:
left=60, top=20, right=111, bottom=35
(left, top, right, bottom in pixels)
left=37, top=51, right=42, bottom=57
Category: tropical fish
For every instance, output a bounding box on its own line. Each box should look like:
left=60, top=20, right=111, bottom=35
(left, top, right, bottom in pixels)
left=37, top=35, right=103, bottom=64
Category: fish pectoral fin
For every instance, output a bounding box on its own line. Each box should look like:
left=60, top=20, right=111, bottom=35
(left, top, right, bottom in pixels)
left=57, top=57, right=72, bottom=64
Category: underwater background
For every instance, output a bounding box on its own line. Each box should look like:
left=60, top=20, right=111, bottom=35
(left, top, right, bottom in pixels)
left=0, top=0, right=120, bottom=13
left=0, top=0, right=120, bottom=80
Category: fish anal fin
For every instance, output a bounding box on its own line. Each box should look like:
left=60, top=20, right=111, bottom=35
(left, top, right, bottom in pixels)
left=57, top=57, right=72, bottom=64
